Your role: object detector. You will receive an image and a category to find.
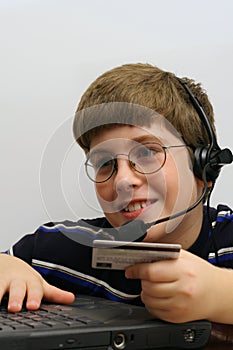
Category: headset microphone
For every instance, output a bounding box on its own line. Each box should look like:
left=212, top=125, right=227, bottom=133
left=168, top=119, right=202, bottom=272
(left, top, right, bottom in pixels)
left=209, top=148, right=233, bottom=166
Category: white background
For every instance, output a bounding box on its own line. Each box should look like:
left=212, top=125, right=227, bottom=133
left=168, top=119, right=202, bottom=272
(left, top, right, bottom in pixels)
left=1, top=0, right=232, bottom=250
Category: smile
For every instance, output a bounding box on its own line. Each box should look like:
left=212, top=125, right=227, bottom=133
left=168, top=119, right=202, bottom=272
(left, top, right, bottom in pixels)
left=123, top=200, right=154, bottom=213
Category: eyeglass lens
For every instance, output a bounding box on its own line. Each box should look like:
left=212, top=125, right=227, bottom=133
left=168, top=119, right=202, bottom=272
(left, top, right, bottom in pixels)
left=85, top=142, right=166, bottom=183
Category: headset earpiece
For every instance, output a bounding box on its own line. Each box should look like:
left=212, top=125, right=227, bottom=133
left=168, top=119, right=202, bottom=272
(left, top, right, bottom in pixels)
left=193, top=146, right=222, bottom=182
left=194, top=146, right=232, bottom=182
left=193, top=146, right=209, bottom=180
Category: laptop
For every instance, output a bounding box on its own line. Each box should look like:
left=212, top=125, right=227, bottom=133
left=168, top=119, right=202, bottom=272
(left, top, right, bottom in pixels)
left=0, top=294, right=211, bottom=350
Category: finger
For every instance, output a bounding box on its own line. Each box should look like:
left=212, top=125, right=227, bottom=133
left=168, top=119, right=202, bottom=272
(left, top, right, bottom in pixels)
left=125, top=260, right=179, bottom=282
left=43, top=281, right=75, bottom=304
left=141, top=291, right=191, bottom=324
left=25, top=279, right=45, bottom=310
left=8, top=279, right=27, bottom=312
left=141, top=290, right=172, bottom=311
left=141, top=279, right=178, bottom=298
left=141, top=291, right=172, bottom=321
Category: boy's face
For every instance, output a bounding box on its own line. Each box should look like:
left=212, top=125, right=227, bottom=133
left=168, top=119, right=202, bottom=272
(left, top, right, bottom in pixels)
left=88, top=122, right=202, bottom=244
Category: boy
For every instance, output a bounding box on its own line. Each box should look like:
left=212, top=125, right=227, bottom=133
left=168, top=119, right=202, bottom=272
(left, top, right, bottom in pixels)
left=0, top=63, right=232, bottom=324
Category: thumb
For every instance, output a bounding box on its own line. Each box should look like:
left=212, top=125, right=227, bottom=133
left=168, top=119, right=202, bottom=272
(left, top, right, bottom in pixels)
left=43, top=281, right=75, bottom=304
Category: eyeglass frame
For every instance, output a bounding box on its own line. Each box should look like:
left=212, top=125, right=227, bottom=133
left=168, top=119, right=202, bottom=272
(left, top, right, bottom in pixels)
left=85, top=142, right=189, bottom=183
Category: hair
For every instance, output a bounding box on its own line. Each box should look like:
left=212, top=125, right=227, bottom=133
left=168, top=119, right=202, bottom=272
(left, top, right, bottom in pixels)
left=73, top=63, right=215, bottom=153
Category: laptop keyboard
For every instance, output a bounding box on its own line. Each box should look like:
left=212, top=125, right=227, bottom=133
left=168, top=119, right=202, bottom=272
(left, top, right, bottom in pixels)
left=0, top=303, right=99, bottom=331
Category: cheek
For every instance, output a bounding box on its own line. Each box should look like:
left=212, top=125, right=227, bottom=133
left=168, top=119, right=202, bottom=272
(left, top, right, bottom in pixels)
left=165, top=154, right=194, bottom=192
left=150, top=168, right=178, bottom=219
left=95, top=182, right=119, bottom=214
left=150, top=160, right=179, bottom=198
left=159, top=154, right=195, bottom=213
left=95, top=183, right=112, bottom=204
left=163, top=157, right=196, bottom=233
left=164, top=164, right=180, bottom=196
left=95, top=183, right=123, bottom=227
left=96, top=183, right=108, bottom=199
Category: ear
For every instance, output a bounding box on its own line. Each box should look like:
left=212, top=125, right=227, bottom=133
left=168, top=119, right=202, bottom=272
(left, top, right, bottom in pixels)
left=196, top=177, right=213, bottom=189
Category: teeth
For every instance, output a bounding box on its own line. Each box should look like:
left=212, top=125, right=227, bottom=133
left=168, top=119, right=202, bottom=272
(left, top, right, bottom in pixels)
left=124, top=201, right=148, bottom=212
left=134, top=203, right=141, bottom=211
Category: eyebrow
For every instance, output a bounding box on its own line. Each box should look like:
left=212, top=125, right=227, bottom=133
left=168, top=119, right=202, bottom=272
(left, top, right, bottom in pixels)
left=132, top=135, right=161, bottom=143
left=89, top=134, right=162, bottom=155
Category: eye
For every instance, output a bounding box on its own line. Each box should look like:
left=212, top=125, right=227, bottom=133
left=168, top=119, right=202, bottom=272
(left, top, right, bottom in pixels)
left=135, top=143, right=163, bottom=159
left=97, top=157, right=114, bottom=170
left=88, top=152, right=114, bottom=170
left=138, top=147, right=155, bottom=158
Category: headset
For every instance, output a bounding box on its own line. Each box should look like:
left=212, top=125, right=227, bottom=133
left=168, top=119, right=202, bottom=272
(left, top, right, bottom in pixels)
left=116, top=78, right=233, bottom=263
left=177, top=78, right=232, bottom=182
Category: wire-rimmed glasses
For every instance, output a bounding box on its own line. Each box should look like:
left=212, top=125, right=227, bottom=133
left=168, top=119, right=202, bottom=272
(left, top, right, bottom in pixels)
left=85, top=142, right=188, bottom=183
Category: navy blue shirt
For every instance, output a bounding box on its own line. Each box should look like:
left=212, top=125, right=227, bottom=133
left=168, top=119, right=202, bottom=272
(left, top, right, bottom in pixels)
left=4, top=204, right=233, bottom=304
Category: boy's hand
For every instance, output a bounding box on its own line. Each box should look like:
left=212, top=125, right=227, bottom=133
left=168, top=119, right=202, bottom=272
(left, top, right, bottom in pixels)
left=125, top=249, right=232, bottom=324
left=0, top=254, right=75, bottom=312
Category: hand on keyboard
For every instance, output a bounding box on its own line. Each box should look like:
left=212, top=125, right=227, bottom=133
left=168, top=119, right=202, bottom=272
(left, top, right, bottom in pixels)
left=0, top=254, right=75, bottom=312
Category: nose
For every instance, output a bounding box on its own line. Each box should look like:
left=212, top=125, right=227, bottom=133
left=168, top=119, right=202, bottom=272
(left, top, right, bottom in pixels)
left=113, top=158, right=142, bottom=192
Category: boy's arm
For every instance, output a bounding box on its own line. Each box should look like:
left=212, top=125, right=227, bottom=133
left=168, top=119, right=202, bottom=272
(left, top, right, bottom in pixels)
left=0, top=254, right=75, bottom=312
left=125, top=249, right=233, bottom=324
